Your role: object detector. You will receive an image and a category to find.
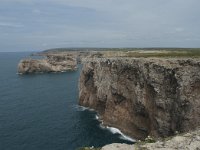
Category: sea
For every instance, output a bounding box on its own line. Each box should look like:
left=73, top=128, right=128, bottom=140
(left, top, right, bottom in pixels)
left=0, top=52, right=134, bottom=150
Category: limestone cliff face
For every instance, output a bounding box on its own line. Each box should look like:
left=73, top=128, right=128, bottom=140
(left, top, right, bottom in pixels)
left=18, top=54, right=77, bottom=74
left=79, top=58, right=200, bottom=139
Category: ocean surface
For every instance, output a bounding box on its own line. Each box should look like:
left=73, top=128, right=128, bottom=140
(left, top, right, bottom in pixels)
left=0, top=52, right=134, bottom=150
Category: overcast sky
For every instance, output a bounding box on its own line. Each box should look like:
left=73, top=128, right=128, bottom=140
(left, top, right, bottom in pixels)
left=0, top=0, right=200, bottom=52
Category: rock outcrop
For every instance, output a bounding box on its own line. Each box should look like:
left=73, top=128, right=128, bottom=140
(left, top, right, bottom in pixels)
left=101, top=128, right=200, bottom=150
left=18, top=54, right=77, bottom=74
left=79, top=58, right=200, bottom=140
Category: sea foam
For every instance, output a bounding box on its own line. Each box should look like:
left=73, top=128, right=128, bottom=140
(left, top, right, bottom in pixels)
left=100, top=125, right=135, bottom=142
left=73, top=105, right=94, bottom=112
left=74, top=105, right=135, bottom=142
left=95, top=115, right=99, bottom=120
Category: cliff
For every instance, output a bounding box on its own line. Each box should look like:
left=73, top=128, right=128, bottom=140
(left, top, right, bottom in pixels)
left=79, top=58, right=200, bottom=140
left=18, top=54, right=77, bottom=74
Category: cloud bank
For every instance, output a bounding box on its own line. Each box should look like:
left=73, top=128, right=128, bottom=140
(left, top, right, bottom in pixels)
left=0, top=0, right=200, bottom=51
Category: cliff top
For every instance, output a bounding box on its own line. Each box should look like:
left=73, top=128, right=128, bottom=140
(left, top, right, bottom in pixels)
left=82, top=57, right=200, bottom=69
left=36, top=48, right=200, bottom=59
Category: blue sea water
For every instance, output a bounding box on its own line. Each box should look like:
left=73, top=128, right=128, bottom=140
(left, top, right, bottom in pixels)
left=0, top=52, right=134, bottom=150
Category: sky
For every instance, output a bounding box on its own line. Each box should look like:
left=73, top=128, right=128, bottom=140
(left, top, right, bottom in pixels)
left=0, top=0, right=200, bottom=52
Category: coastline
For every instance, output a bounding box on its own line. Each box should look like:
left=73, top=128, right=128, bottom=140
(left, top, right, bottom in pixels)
left=75, top=105, right=135, bottom=143
left=15, top=50, right=200, bottom=149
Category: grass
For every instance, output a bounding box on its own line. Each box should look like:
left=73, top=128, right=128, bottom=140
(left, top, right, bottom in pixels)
left=124, top=50, right=200, bottom=58
left=101, top=49, right=200, bottom=58
left=40, top=47, right=200, bottom=58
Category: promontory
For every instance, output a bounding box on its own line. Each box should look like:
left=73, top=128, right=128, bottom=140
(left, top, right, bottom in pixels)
left=18, top=54, right=77, bottom=74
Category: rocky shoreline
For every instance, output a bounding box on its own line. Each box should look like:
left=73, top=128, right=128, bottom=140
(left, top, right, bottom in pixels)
left=79, top=57, right=200, bottom=140
left=101, top=128, right=200, bottom=150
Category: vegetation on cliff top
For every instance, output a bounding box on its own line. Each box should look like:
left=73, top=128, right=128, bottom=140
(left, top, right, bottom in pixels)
left=41, top=48, right=200, bottom=58
left=124, top=50, right=200, bottom=58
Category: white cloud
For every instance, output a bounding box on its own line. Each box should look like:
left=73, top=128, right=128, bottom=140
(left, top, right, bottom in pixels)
left=0, top=22, right=24, bottom=28
left=0, top=0, right=200, bottom=51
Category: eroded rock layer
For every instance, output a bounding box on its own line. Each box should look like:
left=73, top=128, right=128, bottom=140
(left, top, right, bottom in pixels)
left=79, top=58, right=200, bottom=139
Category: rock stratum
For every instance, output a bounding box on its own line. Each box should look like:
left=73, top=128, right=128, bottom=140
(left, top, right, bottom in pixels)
left=18, top=54, right=77, bottom=74
left=79, top=58, right=200, bottom=140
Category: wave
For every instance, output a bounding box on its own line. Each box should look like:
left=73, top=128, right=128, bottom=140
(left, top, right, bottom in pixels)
left=16, top=72, right=44, bottom=75
left=73, top=105, right=95, bottom=112
left=74, top=105, right=135, bottom=142
left=99, top=125, right=135, bottom=142
left=16, top=73, right=22, bottom=75
left=95, top=115, right=99, bottom=120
